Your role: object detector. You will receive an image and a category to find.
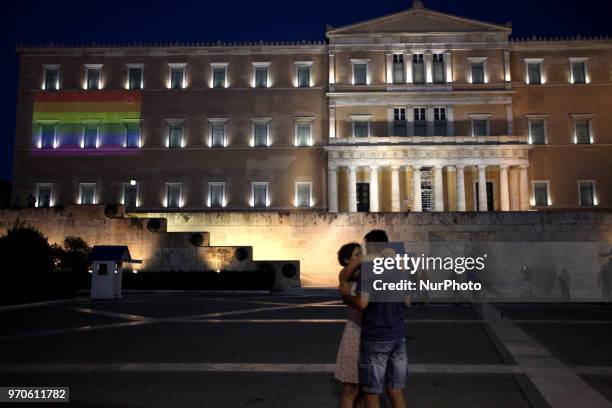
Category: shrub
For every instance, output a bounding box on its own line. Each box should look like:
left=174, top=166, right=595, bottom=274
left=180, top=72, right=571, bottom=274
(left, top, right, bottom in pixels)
left=57, top=236, right=92, bottom=274
left=0, top=220, right=55, bottom=276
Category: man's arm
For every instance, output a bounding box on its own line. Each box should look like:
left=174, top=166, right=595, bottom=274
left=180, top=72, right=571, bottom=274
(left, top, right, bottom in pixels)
left=338, top=257, right=361, bottom=283
left=341, top=293, right=369, bottom=311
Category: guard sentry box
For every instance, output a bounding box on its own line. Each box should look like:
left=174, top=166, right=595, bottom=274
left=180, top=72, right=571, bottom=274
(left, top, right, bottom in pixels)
left=89, top=245, right=142, bottom=299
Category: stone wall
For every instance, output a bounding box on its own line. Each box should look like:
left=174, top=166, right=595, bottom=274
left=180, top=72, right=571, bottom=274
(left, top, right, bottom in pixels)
left=1, top=205, right=611, bottom=295
left=131, top=210, right=612, bottom=289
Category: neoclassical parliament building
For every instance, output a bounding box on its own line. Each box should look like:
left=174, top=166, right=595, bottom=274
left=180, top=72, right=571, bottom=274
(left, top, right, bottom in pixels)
left=11, top=1, right=612, bottom=214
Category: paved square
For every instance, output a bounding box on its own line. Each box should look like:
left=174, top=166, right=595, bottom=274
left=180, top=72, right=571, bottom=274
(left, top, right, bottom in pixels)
left=0, top=291, right=611, bottom=407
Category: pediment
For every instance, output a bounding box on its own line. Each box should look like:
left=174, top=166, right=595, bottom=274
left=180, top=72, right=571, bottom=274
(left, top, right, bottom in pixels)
left=327, top=5, right=510, bottom=37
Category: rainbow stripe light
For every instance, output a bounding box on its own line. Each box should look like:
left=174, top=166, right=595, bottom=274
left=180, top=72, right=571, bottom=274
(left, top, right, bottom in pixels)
left=32, top=90, right=141, bottom=154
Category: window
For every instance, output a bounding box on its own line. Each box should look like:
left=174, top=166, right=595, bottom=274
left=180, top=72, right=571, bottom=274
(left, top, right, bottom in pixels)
left=97, top=263, right=108, bottom=275
left=169, top=64, right=185, bottom=89
left=352, top=61, right=368, bottom=85
left=295, top=62, right=312, bottom=87
left=472, top=119, right=489, bottom=136
left=252, top=121, right=269, bottom=147
left=393, top=107, right=407, bottom=136
left=574, top=118, right=592, bottom=144
left=122, top=182, right=138, bottom=207
left=392, top=54, right=405, bottom=84
left=83, top=124, right=99, bottom=149
left=432, top=53, right=445, bottom=84
left=414, top=107, right=426, bottom=136
left=295, top=182, right=312, bottom=207
left=532, top=181, right=549, bottom=206
left=412, top=54, right=425, bottom=84
left=36, top=183, right=53, bottom=207
left=128, top=65, right=143, bottom=89
left=79, top=183, right=96, bottom=204
left=469, top=57, right=486, bottom=84
left=210, top=122, right=226, bottom=147
left=525, top=59, right=542, bottom=84
left=570, top=58, right=587, bottom=84
left=295, top=121, right=312, bottom=146
left=167, top=123, right=183, bottom=148
left=211, top=63, right=228, bottom=88
left=528, top=118, right=546, bottom=144
left=353, top=121, right=369, bottom=137
left=434, top=107, right=447, bottom=135
left=40, top=123, right=56, bottom=149
left=471, top=62, right=485, bottom=84
left=420, top=168, right=433, bottom=211
left=253, top=63, right=270, bottom=88
left=43, top=65, right=59, bottom=90
left=208, top=182, right=225, bottom=208
left=578, top=181, right=595, bottom=206
left=165, top=183, right=182, bottom=208
left=85, top=65, right=102, bottom=90
left=251, top=182, right=269, bottom=207
left=125, top=122, right=141, bottom=148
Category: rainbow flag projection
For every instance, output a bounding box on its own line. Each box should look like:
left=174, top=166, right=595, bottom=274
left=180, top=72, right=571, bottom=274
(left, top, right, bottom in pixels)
left=32, top=90, right=141, bottom=152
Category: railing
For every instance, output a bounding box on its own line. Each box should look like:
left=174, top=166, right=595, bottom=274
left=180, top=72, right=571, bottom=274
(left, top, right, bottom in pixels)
left=328, top=135, right=528, bottom=145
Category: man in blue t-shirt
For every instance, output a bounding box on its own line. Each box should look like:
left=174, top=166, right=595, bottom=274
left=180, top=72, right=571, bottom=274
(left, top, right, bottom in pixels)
left=341, top=229, right=408, bottom=408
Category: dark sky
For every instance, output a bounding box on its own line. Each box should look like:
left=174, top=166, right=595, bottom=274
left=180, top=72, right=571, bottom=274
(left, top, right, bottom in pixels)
left=2, top=0, right=611, bottom=182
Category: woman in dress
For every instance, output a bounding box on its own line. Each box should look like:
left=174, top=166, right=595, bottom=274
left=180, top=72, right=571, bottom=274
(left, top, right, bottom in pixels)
left=334, top=242, right=363, bottom=408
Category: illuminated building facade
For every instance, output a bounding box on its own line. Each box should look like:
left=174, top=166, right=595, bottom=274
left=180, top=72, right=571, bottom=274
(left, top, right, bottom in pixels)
left=11, top=1, right=612, bottom=213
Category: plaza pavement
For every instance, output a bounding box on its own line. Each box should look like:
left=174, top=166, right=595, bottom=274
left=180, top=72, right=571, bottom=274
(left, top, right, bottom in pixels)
left=0, top=290, right=611, bottom=407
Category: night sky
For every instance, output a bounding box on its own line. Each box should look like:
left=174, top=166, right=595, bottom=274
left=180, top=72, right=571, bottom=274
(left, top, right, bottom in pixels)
left=2, top=0, right=611, bottom=182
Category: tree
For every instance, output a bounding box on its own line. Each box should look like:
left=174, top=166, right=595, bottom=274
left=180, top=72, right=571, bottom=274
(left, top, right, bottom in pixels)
left=58, top=236, right=92, bottom=274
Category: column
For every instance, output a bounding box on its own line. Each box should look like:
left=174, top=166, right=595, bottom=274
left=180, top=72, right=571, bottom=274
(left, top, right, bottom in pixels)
left=328, top=166, right=338, bottom=213
left=386, top=53, right=393, bottom=84
left=503, top=50, right=511, bottom=86
left=328, top=51, right=335, bottom=87
left=519, top=164, right=529, bottom=211
left=407, top=105, right=415, bottom=136
left=447, top=107, right=454, bottom=136
left=369, top=166, right=379, bottom=212
left=347, top=166, right=357, bottom=213
left=434, top=165, right=444, bottom=212
left=446, top=165, right=456, bottom=211
left=499, top=165, right=510, bottom=211
left=478, top=165, right=488, bottom=211
left=425, top=51, right=433, bottom=83
left=444, top=50, right=453, bottom=83
left=426, top=106, right=434, bottom=136
left=405, top=52, right=412, bottom=84
left=412, top=166, right=422, bottom=212
left=329, top=105, right=336, bottom=138
left=456, top=165, right=466, bottom=211
left=509, top=167, right=520, bottom=210
left=506, top=104, right=514, bottom=136
left=391, top=165, right=400, bottom=212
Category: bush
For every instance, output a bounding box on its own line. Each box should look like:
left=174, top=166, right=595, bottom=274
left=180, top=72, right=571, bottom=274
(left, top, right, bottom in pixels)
left=0, top=222, right=84, bottom=305
left=55, top=236, right=92, bottom=274
left=0, top=220, right=55, bottom=276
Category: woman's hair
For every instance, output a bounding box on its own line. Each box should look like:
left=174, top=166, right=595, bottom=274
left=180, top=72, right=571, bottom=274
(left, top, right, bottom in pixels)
left=338, top=242, right=361, bottom=266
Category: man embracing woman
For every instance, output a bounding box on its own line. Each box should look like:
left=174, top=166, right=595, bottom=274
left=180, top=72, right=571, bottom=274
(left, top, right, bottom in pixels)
left=334, top=229, right=409, bottom=408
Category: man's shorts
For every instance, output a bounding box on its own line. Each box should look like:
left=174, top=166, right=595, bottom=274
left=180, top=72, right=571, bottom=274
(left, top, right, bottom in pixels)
left=358, top=337, right=408, bottom=394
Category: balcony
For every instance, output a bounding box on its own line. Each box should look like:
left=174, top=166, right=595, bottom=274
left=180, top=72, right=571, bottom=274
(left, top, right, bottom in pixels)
left=328, top=135, right=528, bottom=145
